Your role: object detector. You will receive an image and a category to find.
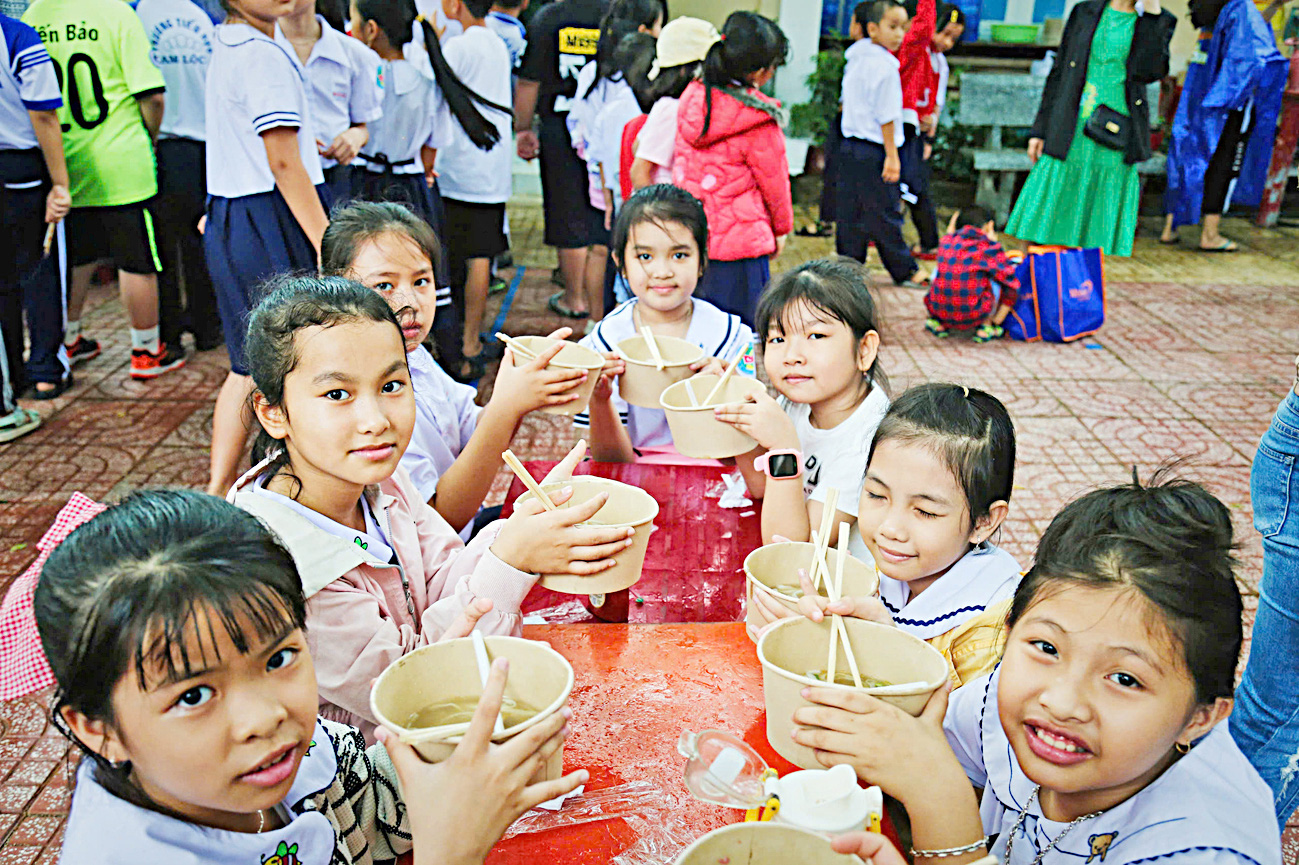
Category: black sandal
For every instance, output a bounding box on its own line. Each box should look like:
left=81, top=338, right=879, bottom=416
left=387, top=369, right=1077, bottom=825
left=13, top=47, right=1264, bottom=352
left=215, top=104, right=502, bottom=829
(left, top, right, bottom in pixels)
left=547, top=291, right=588, bottom=319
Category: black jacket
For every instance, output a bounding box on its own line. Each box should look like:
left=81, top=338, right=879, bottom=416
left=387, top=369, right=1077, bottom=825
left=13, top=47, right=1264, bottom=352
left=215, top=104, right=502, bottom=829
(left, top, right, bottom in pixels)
left=1029, top=0, right=1177, bottom=165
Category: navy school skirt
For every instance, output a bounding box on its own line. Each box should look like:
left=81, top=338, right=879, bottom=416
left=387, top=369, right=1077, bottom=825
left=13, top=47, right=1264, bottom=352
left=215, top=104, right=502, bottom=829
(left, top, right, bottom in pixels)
left=203, top=184, right=328, bottom=376
left=696, top=256, right=771, bottom=330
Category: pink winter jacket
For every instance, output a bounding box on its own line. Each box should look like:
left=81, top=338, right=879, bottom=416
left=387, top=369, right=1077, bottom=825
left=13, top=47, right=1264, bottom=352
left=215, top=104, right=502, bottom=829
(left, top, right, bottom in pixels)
left=673, top=80, right=793, bottom=261
left=231, top=464, right=537, bottom=743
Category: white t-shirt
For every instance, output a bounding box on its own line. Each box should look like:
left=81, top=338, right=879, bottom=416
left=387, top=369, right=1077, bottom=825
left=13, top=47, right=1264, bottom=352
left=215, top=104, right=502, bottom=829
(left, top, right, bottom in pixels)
left=781, top=386, right=890, bottom=558
left=359, top=58, right=446, bottom=175
left=251, top=474, right=396, bottom=565
left=205, top=23, right=324, bottom=198
left=945, top=669, right=1281, bottom=865
left=840, top=39, right=904, bottom=147
left=434, top=25, right=512, bottom=204
left=588, top=85, right=640, bottom=207
left=635, top=95, right=678, bottom=184
left=575, top=297, right=756, bottom=449
left=275, top=16, right=382, bottom=169
left=400, top=345, right=481, bottom=540
left=135, top=0, right=213, bottom=142
left=0, top=14, right=60, bottom=151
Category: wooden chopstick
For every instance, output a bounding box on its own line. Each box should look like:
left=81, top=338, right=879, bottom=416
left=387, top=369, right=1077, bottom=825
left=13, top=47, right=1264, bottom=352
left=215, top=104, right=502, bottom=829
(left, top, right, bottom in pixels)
left=501, top=449, right=556, bottom=511
left=700, top=354, right=742, bottom=407
left=640, top=326, right=666, bottom=371
left=494, top=332, right=539, bottom=362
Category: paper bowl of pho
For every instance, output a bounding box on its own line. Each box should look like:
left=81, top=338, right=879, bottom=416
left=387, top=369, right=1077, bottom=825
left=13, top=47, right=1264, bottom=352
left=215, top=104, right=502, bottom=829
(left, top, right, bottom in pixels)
left=743, top=542, right=879, bottom=643
left=674, top=823, right=861, bottom=865
left=370, top=636, right=574, bottom=778
left=659, top=374, right=767, bottom=459
left=757, top=617, right=949, bottom=770
left=616, top=334, right=704, bottom=408
left=506, top=335, right=606, bottom=416
left=515, top=476, right=660, bottom=595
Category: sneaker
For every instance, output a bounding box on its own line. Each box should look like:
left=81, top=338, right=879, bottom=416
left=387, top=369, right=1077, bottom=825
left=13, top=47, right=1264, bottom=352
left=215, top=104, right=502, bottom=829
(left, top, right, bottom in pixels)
left=488, top=275, right=508, bottom=295
left=65, top=336, right=101, bottom=366
left=130, top=343, right=187, bottom=379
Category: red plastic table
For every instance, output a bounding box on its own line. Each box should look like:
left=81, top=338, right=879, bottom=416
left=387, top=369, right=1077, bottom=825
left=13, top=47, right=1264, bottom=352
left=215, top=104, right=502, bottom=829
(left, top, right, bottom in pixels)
left=487, top=623, right=901, bottom=864
left=503, top=461, right=764, bottom=624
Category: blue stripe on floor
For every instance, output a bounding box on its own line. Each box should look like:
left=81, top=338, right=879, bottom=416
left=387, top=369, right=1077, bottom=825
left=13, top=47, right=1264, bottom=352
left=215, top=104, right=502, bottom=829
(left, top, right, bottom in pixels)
left=488, top=266, right=526, bottom=336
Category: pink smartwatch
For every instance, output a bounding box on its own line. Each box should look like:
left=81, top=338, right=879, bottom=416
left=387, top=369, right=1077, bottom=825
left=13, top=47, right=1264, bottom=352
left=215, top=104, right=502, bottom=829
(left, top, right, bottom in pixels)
left=754, top=449, right=803, bottom=480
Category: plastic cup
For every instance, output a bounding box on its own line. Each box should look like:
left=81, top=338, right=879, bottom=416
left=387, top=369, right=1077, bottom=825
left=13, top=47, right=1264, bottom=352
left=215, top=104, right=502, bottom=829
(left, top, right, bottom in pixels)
left=757, top=617, right=949, bottom=770
left=743, top=542, right=880, bottom=643
left=674, top=822, right=861, bottom=865
left=508, top=335, right=605, bottom=416
left=516, top=476, right=659, bottom=595
left=616, top=334, right=704, bottom=408
left=659, top=374, right=767, bottom=459
left=370, top=636, right=574, bottom=779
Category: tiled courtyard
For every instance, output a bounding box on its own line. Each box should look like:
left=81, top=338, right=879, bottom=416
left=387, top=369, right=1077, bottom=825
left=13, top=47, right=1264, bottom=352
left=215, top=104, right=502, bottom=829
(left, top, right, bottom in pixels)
left=1, top=203, right=1298, bottom=862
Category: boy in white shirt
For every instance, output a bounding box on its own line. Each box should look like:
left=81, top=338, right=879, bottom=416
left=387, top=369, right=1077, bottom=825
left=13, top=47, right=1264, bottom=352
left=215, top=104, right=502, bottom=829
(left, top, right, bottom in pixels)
left=486, top=0, right=527, bottom=70
left=836, top=0, right=927, bottom=287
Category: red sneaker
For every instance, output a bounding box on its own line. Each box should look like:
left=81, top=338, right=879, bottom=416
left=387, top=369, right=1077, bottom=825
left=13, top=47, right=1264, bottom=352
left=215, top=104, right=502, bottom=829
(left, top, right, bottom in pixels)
left=130, top=344, right=187, bottom=379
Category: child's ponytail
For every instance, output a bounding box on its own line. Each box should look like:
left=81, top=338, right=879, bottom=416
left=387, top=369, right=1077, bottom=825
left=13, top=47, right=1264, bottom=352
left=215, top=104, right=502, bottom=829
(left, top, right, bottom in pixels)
left=582, top=0, right=663, bottom=99
left=698, top=11, right=789, bottom=139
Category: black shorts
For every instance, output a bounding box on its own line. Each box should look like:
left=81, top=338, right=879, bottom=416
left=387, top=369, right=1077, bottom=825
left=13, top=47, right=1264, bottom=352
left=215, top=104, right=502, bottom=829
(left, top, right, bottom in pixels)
left=538, top=113, right=606, bottom=249
left=443, top=198, right=509, bottom=262
left=66, top=200, right=161, bottom=273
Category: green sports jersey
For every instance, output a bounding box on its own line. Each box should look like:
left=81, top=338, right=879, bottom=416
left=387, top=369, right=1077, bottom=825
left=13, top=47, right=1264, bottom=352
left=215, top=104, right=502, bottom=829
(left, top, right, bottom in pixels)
left=23, top=0, right=164, bottom=206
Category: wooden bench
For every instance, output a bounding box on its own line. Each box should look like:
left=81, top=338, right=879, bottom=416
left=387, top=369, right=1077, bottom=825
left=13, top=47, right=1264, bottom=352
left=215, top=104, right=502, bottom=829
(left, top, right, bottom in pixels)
left=957, top=72, right=1164, bottom=224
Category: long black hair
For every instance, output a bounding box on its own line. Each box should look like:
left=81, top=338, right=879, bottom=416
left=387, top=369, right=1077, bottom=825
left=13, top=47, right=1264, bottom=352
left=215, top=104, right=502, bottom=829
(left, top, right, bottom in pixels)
left=1189, top=0, right=1230, bottom=29
left=698, top=11, right=788, bottom=139
left=354, top=0, right=509, bottom=151
left=582, top=0, right=664, bottom=99
left=35, top=490, right=307, bottom=818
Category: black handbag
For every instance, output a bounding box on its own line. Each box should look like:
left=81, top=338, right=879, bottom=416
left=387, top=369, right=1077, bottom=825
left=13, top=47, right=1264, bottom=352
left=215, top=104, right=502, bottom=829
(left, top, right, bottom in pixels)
left=1083, top=104, right=1130, bottom=151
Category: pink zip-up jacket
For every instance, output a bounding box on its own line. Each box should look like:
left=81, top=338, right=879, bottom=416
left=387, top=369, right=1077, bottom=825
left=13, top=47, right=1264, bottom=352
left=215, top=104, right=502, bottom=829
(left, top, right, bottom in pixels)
left=673, top=80, right=793, bottom=261
left=230, top=461, right=537, bottom=742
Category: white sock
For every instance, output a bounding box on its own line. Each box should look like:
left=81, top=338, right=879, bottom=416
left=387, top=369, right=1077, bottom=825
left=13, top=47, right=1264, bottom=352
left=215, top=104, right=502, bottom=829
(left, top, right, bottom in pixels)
left=64, top=320, right=81, bottom=347
left=131, top=326, right=160, bottom=354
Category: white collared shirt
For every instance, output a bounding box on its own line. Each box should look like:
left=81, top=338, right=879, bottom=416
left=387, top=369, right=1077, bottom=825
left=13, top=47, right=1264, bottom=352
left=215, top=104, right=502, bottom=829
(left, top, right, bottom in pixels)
left=205, top=22, right=324, bottom=197
left=250, top=474, right=396, bottom=564
left=358, top=57, right=446, bottom=175
left=275, top=15, right=382, bottom=169
left=575, top=298, right=756, bottom=449
left=841, top=38, right=904, bottom=146
left=878, top=543, right=1022, bottom=640
left=135, top=0, right=213, bottom=142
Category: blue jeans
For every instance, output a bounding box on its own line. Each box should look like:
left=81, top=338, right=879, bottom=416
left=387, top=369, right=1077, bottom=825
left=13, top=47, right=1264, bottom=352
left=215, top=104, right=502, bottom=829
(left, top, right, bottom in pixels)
left=1232, top=385, right=1299, bottom=827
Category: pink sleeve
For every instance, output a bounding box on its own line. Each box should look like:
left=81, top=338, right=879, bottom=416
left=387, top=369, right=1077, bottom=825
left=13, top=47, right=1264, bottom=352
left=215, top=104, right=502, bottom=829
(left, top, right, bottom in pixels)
left=635, top=99, right=678, bottom=168
left=748, top=122, right=793, bottom=237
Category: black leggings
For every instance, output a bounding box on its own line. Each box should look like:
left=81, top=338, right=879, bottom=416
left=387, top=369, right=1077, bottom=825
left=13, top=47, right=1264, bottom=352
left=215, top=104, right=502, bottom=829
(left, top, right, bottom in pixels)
left=1202, top=107, right=1252, bottom=216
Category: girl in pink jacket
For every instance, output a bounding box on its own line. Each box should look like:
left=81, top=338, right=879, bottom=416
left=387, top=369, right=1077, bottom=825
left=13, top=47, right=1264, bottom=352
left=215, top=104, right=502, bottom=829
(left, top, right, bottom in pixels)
left=674, top=11, right=793, bottom=329
left=231, top=275, right=636, bottom=740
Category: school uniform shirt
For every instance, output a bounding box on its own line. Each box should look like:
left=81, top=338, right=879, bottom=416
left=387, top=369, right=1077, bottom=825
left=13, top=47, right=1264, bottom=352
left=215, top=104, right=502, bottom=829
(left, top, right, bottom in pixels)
left=59, top=718, right=415, bottom=865
left=486, top=9, right=526, bottom=70
left=205, top=23, right=324, bottom=198
left=945, top=668, right=1281, bottom=865
left=434, top=25, right=512, bottom=204
left=570, top=68, right=629, bottom=207
left=401, top=345, right=482, bottom=539
left=635, top=95, right=679, bottom=184
left=0, top=12, right=60, bottom=151
left=275, top=16, right=382, bottom=170
left=134, top=0, right=212, bottom=142
left=880, top=542, right=1022, bottom=685
left=360, top=57, right=446, bottom=175
left=230, top=459, right=534, bottom=740
left=588, top=82, right=641, bottom=207
left=575, top=297, right=755, bottom=449
left=23, top=0, right=165, bottom=206
left=250, top=474, right=397, bottom=565
left=779, top=386, right=890, bottom=559
left=840, top=39, right=904, bottom=147
left=516, top=0, right=604, bottom=118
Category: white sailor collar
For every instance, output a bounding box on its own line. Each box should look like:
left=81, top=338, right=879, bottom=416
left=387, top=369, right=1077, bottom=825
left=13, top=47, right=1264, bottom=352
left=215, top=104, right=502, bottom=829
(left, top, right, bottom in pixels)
left=879, top=543, right=1022, bottom=640
left=387, top=57, right=426, bottom=97
left=976, top=668, right=1281, bottom=865
left=60, top=720, right=341, bottom=865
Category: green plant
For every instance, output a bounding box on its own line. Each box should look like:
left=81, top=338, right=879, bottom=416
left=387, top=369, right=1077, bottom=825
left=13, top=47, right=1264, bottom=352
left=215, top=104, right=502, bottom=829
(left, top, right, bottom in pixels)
left=788, top=48, right=847, bottom=145
left=929, top=94, right=976, bottom=182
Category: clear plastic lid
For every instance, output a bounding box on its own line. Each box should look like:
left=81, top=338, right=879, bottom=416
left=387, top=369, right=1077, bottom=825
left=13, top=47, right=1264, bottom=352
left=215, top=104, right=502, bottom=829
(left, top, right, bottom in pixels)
left=677, top=729, right=771, bottom=809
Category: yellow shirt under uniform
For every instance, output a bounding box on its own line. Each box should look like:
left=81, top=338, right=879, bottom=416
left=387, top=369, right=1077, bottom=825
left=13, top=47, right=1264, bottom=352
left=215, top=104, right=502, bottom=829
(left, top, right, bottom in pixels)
left=927, top=598, right=1014, bottom=688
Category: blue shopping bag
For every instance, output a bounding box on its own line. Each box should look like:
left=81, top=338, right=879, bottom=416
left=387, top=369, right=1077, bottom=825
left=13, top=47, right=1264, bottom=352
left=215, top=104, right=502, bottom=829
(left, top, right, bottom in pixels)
left=1005, top=247, right=1105, bottom=343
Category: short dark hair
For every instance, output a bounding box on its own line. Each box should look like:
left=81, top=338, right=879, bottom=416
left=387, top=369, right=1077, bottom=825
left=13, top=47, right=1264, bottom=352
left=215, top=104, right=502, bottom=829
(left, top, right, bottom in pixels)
left=1008, top=468, right=1242, bottom=704
left=611, top=184, right=709, bottom=275
left=755, top=258, right=888, bottom=393
left=856, top=0, right=905, bottom=28
left=35, top=490, right=306, bottom=817
left=867, top=383, right=1016, bottom=528
left=937, top=3, right=967, bottom=28
left=954, top=205, right=994, bottom=230
left=462, top=0, right=494, bottom=18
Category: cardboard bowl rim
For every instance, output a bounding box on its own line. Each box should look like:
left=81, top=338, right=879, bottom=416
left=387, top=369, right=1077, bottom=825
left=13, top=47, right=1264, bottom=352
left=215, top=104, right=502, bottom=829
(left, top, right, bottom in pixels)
left=755, top=616, right=948, bottom=695
left=518, top=476, right=660, bottom=528
left=743, top=541, right=879, bottom=601
left=514, top=336, right=606, bottom=371
left=617, top=335, right=705, bottom=369
left=659, top=375, right=765, bottom=413
left=673, top=822, right=848, bottom=864
left=370, top=635, right=576, bottom=743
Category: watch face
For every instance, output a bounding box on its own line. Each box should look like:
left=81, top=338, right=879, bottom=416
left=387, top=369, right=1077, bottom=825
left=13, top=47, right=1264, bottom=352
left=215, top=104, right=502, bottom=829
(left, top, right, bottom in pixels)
left=769, top=453, right=800, bottom=479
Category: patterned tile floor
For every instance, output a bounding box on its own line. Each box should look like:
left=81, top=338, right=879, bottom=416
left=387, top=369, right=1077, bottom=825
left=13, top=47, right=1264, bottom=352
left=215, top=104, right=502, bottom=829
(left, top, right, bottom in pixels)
left=1, top=204, right=1298, bottom=862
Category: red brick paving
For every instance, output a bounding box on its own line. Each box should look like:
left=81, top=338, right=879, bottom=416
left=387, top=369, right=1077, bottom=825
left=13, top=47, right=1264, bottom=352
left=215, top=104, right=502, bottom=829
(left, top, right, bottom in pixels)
left=1, top=228, right=1298, bottom=861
